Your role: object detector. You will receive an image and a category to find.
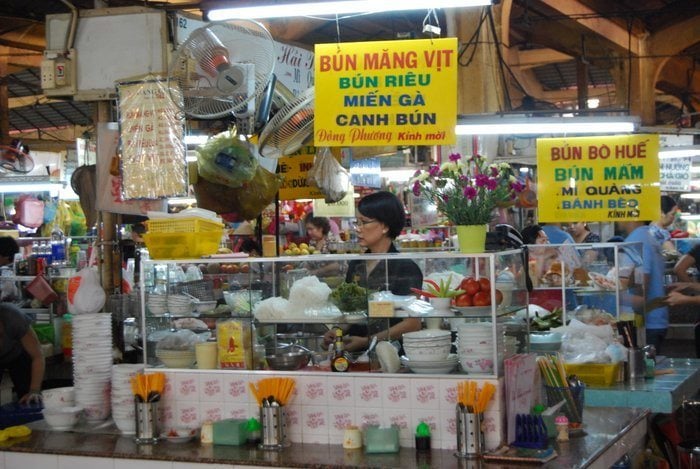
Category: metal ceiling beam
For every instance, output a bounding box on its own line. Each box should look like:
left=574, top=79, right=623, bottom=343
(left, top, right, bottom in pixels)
left=538, top=0, right=642, bottom=56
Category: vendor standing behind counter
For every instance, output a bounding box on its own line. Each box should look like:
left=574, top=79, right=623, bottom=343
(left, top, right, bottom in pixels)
left=324, top=191, right=423, bottom=352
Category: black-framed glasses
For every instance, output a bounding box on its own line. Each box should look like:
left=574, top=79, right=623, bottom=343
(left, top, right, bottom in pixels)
left=353, top=219, right=378, bottom=228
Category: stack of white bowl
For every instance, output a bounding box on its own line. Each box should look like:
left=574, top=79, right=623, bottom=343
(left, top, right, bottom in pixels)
left=41, top=386, right=82, bottom=431
left=147, top=294, right=167, bottom=316
left=167, top=294, right=193, bottom=316
left=111, top=364, right=143, bottom=434
left=72, top=313, right=113, bottom=422
left=456, top=322, right=501, bottom=374
left=402, top=329, right=452, bottom=362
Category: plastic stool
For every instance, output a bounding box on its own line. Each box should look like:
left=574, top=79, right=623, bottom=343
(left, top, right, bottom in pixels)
left=677, top=439, right=700, bottom=469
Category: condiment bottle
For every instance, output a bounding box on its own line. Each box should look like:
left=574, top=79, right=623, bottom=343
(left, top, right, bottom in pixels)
left=331, top=329, right=349, bottom=372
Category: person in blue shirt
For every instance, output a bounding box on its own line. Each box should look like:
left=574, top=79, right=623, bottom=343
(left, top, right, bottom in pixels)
left=541, top=224, right=575, bottom=245
left=619, top=220, right=668, bottom=352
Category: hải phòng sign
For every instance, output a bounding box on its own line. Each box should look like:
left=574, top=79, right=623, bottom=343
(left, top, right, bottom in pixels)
left=314, top=38, right=457, bottom=147
left=536, top=134, right=660, bottom=222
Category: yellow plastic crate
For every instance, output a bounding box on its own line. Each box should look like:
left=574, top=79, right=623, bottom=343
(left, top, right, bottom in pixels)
left=146, top=217, right=223, bottom=233
left=564, top=362, right=620, bottom=387
left=143, top=231, right=221, bottom=260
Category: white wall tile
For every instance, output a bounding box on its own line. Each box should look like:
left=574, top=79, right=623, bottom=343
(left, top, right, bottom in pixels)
left=285, top=404, right=302, bottom=439
left=383, top=408, right=412, bottom=442
left=301, top=404, right=329, bottom=437
left=58, top=455, right=115, bottom=469
left=199, top=401, right=225, bottom=422
left=355, top=406, right=383, bottom=428
left=413, top=409, right=443, bottom=441
left=297, top=375, right=328, bottom=406
left=353, top=377, right=383, bottom=407
left=173, top=463, right=233, bottom=469
left=326, top=375, right=355, bottom=406
left=327, top=407, right=355, bottom=438
left=410, top=378, right=441, bottom=409
left=222, top=402, right=250, bottom=421
left=6, top=453, right=58, bottom=469
left=199, top=374, right=225, bottom=402
left=175, top=401, right=200, bottom=427
left=382, top=379, right=410, bottom=408
left=222, top=373, right=249, bottom=404
left=171, top=374, right=199, bottom=401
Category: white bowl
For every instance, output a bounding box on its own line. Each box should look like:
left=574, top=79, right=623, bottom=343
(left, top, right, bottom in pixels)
left=194, top=300, right=217, bottom=313
left=42, top=387, right=75, bottom=409
left=403, top=329, right=452, bottom=341
left=404, top=343, right=452, bottom=362
left=156, top=350, right=196, bottom=368
left=43, top=406, right=83, bottom=430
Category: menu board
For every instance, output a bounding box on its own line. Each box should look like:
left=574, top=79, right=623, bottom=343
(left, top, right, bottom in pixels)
left=537, top=134, right=660, bottom=222
left=315, top=38, right=457, bottom=146
left=117, top=77, right=187, bottom=199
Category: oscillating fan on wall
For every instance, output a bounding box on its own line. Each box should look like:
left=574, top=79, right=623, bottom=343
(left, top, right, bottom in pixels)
left=0, top=139, right=35, bottom=174
left=258, top=86, right=315, bottom=159
left=167, top=20, right=276, bottom=122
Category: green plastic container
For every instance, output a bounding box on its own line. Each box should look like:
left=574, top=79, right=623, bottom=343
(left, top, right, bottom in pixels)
left=212, top=419, right=248, bottom=446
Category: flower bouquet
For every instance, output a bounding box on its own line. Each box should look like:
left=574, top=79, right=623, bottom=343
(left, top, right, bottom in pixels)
left=410, top=153, right=523, bottom=252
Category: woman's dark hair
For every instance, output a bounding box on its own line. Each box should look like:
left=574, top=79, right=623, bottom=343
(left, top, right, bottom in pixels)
left=0, top=236, right=19, bottom=260
left=304, top=213, right=330, bottom=236
left=357, top=191, right=406, bottom=239
left=520, top=224, right=543, bottom=245
left=661, top=195, right=678, bottom=215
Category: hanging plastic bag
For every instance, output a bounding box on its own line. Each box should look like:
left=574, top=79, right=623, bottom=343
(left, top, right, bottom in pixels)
left=26, top=274, right=59, bottom=305
left=307, top=147, right=350, bottom=203
left=12, top=195, right=44, bottom=228
left=196, top=131, right=258, bottom=188
left=194, top=165, right=283, bottom=220
left=67, top=266, right=106, bottom=315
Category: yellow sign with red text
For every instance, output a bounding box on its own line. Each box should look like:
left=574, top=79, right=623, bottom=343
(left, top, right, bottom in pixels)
left=536, top=134, right=660, bottom=222
left=278, top=145, right=323, bottom=200
left=314, top=39, right=457, bottom=147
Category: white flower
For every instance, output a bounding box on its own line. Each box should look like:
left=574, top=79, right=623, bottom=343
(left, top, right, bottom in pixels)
left=440, top=162, right=458, bottom=173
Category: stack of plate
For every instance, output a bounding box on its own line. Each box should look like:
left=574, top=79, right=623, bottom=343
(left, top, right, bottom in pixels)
left=456, top=322, right=499, bottom=374
left=72, top=313, right=113, bottom=422
left=111, top=364, right=143, bottom=434
left=401, top=354, right=458, bottom=374
left=167, top=294, right=194, bottom=316
left=147, top=294, right=167, bottom=316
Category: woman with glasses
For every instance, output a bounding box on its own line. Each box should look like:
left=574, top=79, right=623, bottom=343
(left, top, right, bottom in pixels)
left=324, top=191, right=423, bottom=352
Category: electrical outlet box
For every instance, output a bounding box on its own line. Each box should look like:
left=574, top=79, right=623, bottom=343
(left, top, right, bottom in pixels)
left=42, top=49, right=77, bottom=96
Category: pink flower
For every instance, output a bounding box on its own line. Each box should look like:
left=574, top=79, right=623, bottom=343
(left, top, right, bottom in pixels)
left=463, top=186, right=477, bottom=199
left=428, top=165, right=440, bottom=177
left=412, top=181, right=421, bottom=196
left=485, top=177, right=498, bottom=190
left=475, top=174, right=489, bottom=187
left=449, top=152, right=461, bottom=162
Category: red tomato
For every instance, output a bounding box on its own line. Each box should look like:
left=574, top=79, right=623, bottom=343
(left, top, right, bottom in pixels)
left=495, top=289, right=503, bottom=305
left=454, top=293, right=474, bottom=307
left=478, top=277, right=491, bottom=292
left=459, top=277, right=474, bottom=291
left=473, top=291, right=491, bottom=306
left=463, top=279, right=480, bottom=296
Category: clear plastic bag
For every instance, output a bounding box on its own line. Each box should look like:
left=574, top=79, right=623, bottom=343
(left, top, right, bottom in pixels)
left=307, top=147, right=351, bottom=203
left=196, top=131, right=257, bottom=188
left=155, top=329, right=200, bottom=352
left=194, top=165, right=283, bottom=220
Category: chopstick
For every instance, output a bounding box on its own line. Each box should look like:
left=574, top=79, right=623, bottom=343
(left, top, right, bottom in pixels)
left=456, top=380, right=494, bottom=414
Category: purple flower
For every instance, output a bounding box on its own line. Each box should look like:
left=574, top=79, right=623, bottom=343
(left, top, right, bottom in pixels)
left=412, top=181, right=421, bottom=196
left=463, top=186, right=477, bottom=200
left=449, top=153, right=461, bottom=162
left=413, top=169, right=421, bottom=177
left=485, top=178, right=498, bottom=190
left=475, top=174, right=489, bottom=187
left=490, top=166, right=499, bottom=177
left=459, top=175, right=468, bottom=183
left=441, top=194, right=450, bottom=203
left=510, top=181, right=525, bottom=192
left=428, top=165, right=440, bottom=177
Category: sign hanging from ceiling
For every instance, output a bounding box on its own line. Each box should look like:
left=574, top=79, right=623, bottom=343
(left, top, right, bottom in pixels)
left=536, top=134, right=660, bottom=222
left=660, top=156, right=692, bottom=192
left=314, top=38, right=457, bottom=147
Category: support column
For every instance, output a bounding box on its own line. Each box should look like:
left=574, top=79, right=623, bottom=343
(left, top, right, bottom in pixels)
left=0, top=47, right=9, bottom=144
left=450, top=8, right=508, bottom=114
left=576, top=58, right=589, bottom=112
left=95, top=101, right=117, bottom=294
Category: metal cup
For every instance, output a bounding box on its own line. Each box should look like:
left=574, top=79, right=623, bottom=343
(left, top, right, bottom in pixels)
left=134, top=401, right=159, bottom=444
left=259, top=405, right=289, bottom=450
left=455, top=405, right=484, bottom=459
left=626, top=348, right=646, bottom=381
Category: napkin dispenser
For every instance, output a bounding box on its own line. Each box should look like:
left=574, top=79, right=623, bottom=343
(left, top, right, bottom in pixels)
left=364, top=426, right=399, bottom=453
left=212, top=418, right=248, bottom=446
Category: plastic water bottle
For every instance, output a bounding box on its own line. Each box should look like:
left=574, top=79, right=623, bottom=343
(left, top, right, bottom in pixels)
left=51, top=227, right=66, bottom=266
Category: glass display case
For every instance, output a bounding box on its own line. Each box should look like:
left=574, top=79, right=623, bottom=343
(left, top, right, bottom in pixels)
left=139, top=249, right=528, bottom=377
left=525, top=241, right=646, bottom=341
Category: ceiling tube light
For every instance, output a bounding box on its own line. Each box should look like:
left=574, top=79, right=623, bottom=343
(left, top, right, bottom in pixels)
left=184, top=134, right=210, bottom=145
left=208, top=0, right=490, bottom=20
left=455, top=115, right=640, bottom=135
left=0, top=183, right=65, bottom=194
left=658, top=145, right=700, bottom=159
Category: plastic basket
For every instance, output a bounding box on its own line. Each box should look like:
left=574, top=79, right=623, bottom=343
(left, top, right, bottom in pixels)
left=564, top=362, right=620, bottom=387
left=143, top=231, right=221, bottom=260
left=146, top=217, right=223, bottom=234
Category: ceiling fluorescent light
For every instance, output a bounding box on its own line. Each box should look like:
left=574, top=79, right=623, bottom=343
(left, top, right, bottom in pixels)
left=658, top=145, right=700, bottom=159
left=184, top=135, right=210, bottom=145
left=208, top=0, right=490, bottom=20
left=0, top=183, right=64, bottom=193
left=455, top=115, right=640, bottom=135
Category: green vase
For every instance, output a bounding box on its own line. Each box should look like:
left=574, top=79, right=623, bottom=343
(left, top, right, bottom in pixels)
left=455, top=225, right=487, bottom=253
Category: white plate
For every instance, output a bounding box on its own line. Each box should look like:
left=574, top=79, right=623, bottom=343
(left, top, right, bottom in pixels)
left=160, top=434, right=195, bottom=443
left=401, top=354, right=458, bottom=366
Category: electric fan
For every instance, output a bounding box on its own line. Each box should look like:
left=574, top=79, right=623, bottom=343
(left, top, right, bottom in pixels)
left=168, top=20, right=275, bottom=120
left=258, top=86, right=315, bottom=159
left=0, top=139, right=35, bottom=174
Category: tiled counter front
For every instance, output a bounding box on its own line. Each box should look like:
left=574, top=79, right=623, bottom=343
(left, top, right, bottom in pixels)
left=160, top=370, right=504, bottom=451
